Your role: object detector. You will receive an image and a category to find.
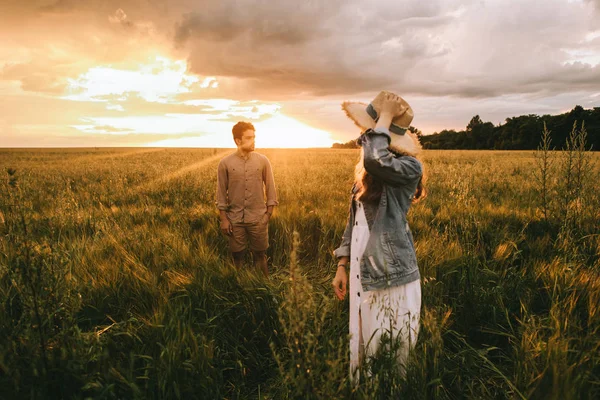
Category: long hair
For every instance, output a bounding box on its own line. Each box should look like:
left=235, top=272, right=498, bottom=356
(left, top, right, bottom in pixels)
left=354, top=148, right=427, bottom=204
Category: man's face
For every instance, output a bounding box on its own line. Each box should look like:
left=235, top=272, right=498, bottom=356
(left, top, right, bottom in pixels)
left=236, top=129, right=255, bottom=152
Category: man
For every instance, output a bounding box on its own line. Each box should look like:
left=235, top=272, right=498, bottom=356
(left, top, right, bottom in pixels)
left=216, top=121, right=278, bottom=276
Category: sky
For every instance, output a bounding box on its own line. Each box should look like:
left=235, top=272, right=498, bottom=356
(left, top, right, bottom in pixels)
left=1, top=0, right=600, bottom=148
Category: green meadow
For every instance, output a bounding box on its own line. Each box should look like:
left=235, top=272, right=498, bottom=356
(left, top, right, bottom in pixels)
left=1, top=143, right=599, bottom=399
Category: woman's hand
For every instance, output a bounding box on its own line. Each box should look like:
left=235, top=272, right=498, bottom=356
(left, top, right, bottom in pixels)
left=332, top=264, right=348, bottom=300
left=379, top=91, right=407, bottom=117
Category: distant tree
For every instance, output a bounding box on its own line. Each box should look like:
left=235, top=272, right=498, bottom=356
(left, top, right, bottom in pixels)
left=331, top=139, right=359, bottom=149
left=451, top=107, right=596, bottom=150
left=571, top=105, right=584, bottom=117
left=466, top=115, right=483, bottom=132
left=349, top=107, right=600, bottom=150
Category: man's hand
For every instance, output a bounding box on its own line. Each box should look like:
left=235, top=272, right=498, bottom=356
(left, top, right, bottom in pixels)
left=261, top=211, right=271, bottom=225
left=220, top=219, right=233, bottom=236
left=332, top=266, right=348, bottom=300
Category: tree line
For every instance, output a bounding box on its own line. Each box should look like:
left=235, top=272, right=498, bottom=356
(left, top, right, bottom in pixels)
left=332, top=106, right=600, bottom=151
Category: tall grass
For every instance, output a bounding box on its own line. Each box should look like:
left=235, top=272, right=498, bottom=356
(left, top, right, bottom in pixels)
left=0, top=141, right=599, bottom=399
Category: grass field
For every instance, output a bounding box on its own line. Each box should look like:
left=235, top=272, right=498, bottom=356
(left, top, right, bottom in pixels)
left=1, top=146, right=599, bottom=399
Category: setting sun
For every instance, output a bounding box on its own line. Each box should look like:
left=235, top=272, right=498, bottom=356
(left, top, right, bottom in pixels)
left=146, top=114, right=335, bottom=148
left=254, top=115, right=334, bottom=148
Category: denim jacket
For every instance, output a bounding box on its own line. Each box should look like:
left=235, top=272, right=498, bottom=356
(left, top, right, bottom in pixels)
left=333, top=128, right=422, bottom=291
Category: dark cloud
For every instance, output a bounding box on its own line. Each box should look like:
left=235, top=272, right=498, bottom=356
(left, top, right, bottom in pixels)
left=2, top=0, right=600, bottom=112
left=174, top=1, right=453, bottom=98
left=174, top=0, right=339, bottom=46
left=585, top=0, right=600, bottom=10
left=168, top=0, right=600, bottom=100
left=38, top=0, right=77, bottom=14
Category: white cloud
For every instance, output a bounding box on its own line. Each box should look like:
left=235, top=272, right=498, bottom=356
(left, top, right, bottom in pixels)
left=63, top=57, right=200, bottom=103
left=182, top=99, right=237, bottom=110
left=106, top=104, right=125, bottom=111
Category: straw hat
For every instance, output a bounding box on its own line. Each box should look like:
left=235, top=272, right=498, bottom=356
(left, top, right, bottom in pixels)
left=342, top=91, right=422, bottom=156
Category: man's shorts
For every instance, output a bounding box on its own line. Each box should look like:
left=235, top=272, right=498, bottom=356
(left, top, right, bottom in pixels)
left=229, top=221, right=269, bottom=252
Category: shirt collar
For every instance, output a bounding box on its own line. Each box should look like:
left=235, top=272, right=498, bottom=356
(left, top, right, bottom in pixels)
left=235, top=150, right=253, bottom=160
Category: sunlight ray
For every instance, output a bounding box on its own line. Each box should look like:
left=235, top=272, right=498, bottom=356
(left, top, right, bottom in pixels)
left=136, top=150, right=230, bottom=191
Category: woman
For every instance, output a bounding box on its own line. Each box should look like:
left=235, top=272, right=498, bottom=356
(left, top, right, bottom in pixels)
left=332, top=91, right=426, bottom=382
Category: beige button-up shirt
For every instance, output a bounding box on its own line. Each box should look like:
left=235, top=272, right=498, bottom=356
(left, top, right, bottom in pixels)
left=216, top=151, right=278, bottom=224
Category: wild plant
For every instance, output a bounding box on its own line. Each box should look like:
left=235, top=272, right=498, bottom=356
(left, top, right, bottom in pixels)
left=533, top=121, right=597, bottom=260
left=0, top=168, right=82, bottom=395
left=532, top=122, right=554, bottom=221
left=271, top=231, right=348, bottom=399
left=555, top=122, right=595, bottom=259
left=0, top=147, right=598, bottom=398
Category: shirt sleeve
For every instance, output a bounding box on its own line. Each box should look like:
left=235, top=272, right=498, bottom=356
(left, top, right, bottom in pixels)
left=216, top=160, right=229, bottom=210
left=263, top=156, right=279, bottom=207
left=360, top=128, right=422, bottom=187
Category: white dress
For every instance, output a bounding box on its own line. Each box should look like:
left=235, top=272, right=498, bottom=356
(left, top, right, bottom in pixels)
left=349, top=201, right=422, bottom=382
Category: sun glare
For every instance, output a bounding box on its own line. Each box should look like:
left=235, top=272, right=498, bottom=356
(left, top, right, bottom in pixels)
left=63, top=56, right=334, bottom=148
left=63, top=57, right=201, bottom=103
left=254, top=115, right=334, bottom=148
left=146, top=114, right=334, bottom=148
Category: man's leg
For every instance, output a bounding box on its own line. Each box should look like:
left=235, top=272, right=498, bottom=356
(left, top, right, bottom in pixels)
left=229, top=224, right=248, bottom=268
left=232, top=251, right=245, bottom=269
left=252, top=250, right=268, bottom=277
left=247, top=220, right=269, bottom=277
